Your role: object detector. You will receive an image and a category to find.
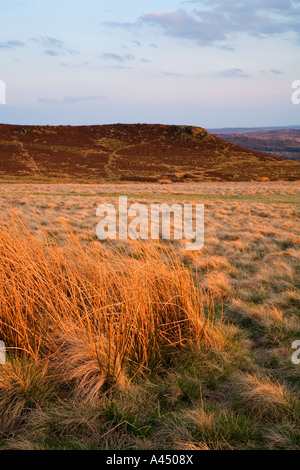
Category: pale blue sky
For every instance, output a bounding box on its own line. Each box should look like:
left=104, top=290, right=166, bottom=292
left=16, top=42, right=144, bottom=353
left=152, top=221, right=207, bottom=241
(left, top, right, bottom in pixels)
left=0, top=0, right=299, bottom=127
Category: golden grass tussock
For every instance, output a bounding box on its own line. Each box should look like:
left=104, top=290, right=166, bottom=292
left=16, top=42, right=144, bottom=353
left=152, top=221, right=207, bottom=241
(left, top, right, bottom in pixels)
left=0, top=214, right=221, bottom=411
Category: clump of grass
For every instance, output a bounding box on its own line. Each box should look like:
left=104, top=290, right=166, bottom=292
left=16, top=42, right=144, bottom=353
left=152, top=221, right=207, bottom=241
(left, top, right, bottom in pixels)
left=0, top=214, right=220, bottom=410
left=233, top=372, right=300, bottom=422
left=0, top=358, right=53, bottom=437
left=158, top=402, right=258, bottom=450
left=263, top=424, right=300, bottom=450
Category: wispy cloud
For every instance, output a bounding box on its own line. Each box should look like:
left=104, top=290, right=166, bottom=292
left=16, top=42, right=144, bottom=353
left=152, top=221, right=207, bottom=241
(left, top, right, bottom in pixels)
left=162, top=71, right=189, bottom=77
left=270, top=69, right=283, bottom=74
left=38, top=95, right=106, bottom=105
left=101, top=52, right=135, bottom=62
left=0, top=40, right=25, bottom=49
left=104, top=2, right=300, bottom=48
left=217, top=68, right=250, bottom=78
left=261, top=68, right=284, bottom=74
left=31, top=36, right=64, bottom=48
left=139, top=10, right=226, bottom=45
left=103, top=21, right=136, bottom=30
left=44, top=50, right=60, bottom=56
left=31, top=36, right=79, bottom=56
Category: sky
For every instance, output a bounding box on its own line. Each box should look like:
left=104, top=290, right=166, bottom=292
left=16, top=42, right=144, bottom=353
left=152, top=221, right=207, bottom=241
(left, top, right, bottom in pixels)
left=0, top=0, right=299, bottom=128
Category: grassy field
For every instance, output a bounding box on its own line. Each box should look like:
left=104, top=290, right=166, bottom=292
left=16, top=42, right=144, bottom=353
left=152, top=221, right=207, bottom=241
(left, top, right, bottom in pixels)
left=0, top=182, right=299, bottom=450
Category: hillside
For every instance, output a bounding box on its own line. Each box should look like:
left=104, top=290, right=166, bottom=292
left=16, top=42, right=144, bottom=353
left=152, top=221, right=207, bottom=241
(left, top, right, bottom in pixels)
left=215, top=128, right=300, bottom=162
left=0, top=123, right=299, bottom=182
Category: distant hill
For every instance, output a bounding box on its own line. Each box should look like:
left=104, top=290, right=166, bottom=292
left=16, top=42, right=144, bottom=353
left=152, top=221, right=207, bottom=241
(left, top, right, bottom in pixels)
left=214, top=128, right=300, bottom=162
left=209, top=125, right=300, bottom=134
left=0, top=123, right=299, bottom=182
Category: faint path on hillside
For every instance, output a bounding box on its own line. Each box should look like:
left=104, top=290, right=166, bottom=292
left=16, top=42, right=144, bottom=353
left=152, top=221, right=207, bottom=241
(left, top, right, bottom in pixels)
left=13, top=139, right=41, bottom=175
left=103, top=138, right=164, bottom=180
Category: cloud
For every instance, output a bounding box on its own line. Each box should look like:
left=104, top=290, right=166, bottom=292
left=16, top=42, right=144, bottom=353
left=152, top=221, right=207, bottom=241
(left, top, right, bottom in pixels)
left=0, top=40, right=25, bottom=49
left=217, top=68, right=250, bottom=78
left=216, top=44, right=235, bottom=52
left=44, top=50, right=60, bottom=56
left=105, top=2, right=300, bottom=47
left=162, top=71, right=188, bottom=77
left=101, top=52, right=135, bottom=62
left=140, top=7, right=300, bottom=45
left=124, top=53, right=135, bottom=61
left=31, top=36, right=64, bottom=48
left=261, top=68, right=284, bottom=74
left=103, top=21, right=136, bottom=30
left=140, top=10, right=227, bottom=45
left=43, top=48, right=78, bottom=57
left=31, top=36, right=79, bottom=56
left=67, top=49, right=79, bottom=55
left=38, top=96, right=106, bottom=105
left=270, top=68, right=283, bottom=74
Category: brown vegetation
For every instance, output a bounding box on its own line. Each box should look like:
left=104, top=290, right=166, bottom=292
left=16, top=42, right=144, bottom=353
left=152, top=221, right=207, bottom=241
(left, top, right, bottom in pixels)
left=0, top=124, right=299, bottom=183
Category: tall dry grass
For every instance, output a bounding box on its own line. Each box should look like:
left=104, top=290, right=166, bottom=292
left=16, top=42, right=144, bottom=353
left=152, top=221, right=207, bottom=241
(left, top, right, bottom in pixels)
left=0, top=214, right=219, bottom=406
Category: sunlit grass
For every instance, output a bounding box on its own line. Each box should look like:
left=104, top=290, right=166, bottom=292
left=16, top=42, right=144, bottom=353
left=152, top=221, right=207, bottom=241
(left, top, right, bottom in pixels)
left=0, top=182, right=299, bottom=450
